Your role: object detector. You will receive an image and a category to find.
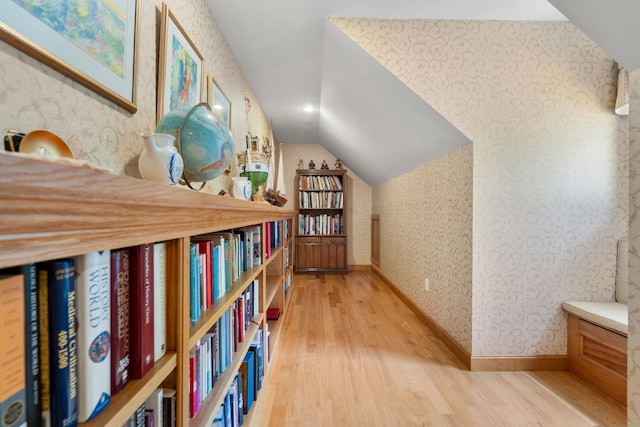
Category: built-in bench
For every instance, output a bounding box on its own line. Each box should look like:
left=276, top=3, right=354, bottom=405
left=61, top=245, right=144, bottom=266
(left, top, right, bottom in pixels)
left=562, top=239, right=628, bottom=406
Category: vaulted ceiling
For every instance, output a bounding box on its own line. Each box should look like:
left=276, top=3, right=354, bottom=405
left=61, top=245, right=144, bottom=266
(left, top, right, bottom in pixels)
left=205, top=0, right=639, bottom=186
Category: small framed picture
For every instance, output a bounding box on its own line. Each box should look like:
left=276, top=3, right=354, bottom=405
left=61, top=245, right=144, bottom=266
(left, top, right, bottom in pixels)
left=207, top=74, right=231, bottom=129
left=157, top=3, right=204, bottom=122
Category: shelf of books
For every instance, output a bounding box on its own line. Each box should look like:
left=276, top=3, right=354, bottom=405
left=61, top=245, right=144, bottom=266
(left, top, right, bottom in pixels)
left=0, top=152, right=294, bottom=427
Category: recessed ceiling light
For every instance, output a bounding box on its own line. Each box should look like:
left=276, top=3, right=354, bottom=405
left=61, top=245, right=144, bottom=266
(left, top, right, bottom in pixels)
left=301, top=105, right=315, bottom=113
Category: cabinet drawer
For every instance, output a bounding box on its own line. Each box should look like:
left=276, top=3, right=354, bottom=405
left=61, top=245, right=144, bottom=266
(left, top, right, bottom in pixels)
left=297, top=236, right=322, bottom=244
left=322, top=236, right=345, bottom=245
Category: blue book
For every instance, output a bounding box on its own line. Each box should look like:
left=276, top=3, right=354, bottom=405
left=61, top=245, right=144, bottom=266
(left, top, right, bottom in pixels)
left=190, top=244, right=199, bottom=324
left=38, top=259, right=78, bottom=427
left=241, top=351, right=255, bottom=414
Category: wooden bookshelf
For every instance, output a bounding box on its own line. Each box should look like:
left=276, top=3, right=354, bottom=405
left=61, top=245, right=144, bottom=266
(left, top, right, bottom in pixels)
left=0, top=152, right=294, bottom=427
left=294, top=169, right=347, bottom=273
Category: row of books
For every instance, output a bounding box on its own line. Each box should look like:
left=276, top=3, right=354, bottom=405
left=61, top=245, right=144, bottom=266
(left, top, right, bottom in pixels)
left=0, top=242, right=167, bottom=427
left=298, top=213, right=344, bottom=235
left=190, top=227, right=261, bottom=325
left=189, top=282, right=260, bottom=418
left=266, top=220, right=286, bottom=259
left=126, top=387, right=176, bottom=427
left=211, top=330, right=266, bottom=427
left=298, top=190, right=343, bottom=209
left=298, top=175, right=343, bottom=191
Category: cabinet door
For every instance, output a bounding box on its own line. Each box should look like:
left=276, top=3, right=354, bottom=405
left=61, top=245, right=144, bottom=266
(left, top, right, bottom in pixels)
left=321, top=236, right=346, bottom=270
left=296, top=237, right=322, bottom=270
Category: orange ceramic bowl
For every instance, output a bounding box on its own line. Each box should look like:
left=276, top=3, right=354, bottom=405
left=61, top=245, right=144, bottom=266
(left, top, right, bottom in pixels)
left=20, top=130, right=74, bottom=159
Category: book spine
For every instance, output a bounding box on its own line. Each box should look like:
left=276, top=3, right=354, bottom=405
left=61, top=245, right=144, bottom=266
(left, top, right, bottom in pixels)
left=110, top=248, right=131, bottom=395
left=129, top=244, right=155, bottom=379
left=75, top=250, right=111, bottom=422
left=0, top=274, right=27, bottom=427
left=154, top=243, right=166, bottom=362
left=39, top=259, right=78, bottom=427
left=22, top=264, right=42, bottom=427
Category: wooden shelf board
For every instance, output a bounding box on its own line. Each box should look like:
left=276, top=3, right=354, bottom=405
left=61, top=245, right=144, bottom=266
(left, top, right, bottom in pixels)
left=189, top=266, right=261, bottom=348
left=189, top=321, right=260, bottom=427
left=81, top=352, right=177, bottom=427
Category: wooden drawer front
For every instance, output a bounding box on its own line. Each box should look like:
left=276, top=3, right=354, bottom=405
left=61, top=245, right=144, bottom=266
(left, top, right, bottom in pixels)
left=297, top=236, right=322, bottom=244
left=321, top=236, right=345, bottom=245
left=577, top=318, right=627, bottom=377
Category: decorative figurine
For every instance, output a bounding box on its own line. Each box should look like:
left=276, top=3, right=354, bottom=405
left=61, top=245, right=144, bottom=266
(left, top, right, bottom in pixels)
left=321, top=160, right=329, bottom=170
left=335, top=159, right=343, bottom=169
left=298, top=159, right=305, bottom=169
left=308, top=159, right=316, bottom=169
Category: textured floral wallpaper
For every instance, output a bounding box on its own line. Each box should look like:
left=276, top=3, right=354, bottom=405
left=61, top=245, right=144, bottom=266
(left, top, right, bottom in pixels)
left=628, top=69, right=640, bottom=422
left=0, top=0, right=271, bottom=195
left=373, top=145, right=473, bottom=351
left=334, top=18, right=628, bottom=356
left=280, top=143, right=372, bottom=267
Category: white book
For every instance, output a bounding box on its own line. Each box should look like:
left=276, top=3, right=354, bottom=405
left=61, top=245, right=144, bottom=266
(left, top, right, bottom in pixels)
left=144, top=388, right=163, bottom=427
left=75, top=250, right=111, bottom=422
left=154, top=242, right=167, bottom=361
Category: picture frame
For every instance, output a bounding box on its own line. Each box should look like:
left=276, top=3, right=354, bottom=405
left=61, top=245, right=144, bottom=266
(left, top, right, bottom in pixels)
left=157, top=3, right=204, bottom=122
left=207, top=74, right=232, bottom=129
left=0, top=0, right=140, bottom=113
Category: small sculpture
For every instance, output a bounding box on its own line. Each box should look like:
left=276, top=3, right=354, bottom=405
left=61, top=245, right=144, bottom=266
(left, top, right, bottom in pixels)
left=298, top=159, right=304, bottom=169
left=308, top=159, right=316, bottom=169
left=321, top=160, right=329, bottom=170
left=335, top=159, right=343, bottom=169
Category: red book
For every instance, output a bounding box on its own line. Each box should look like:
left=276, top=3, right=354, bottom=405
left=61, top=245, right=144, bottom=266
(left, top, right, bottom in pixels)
left=237, top=297, right=245, bottom=344
left=198, top=241, right=212, bottom=309
left=129, top=243, right=155, bottom=379
left=189, top=353, right=197, bottom=418
left=110, top=248, right=131, bottom=395
left=265, top=224, right=271, bottom=259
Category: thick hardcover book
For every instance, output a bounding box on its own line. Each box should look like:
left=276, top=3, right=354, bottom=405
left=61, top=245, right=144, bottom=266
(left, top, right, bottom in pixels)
left=241, top=352, right=255, bottom=414
left=110, top=248, right=131, bottom=395
left=252, top=226, right=261, bottom=266
left=129, top=244, right=155, bottom=379
left=75, top=250, right=111, bottom=422
left=154, top=242, right=167, bottom=362
left=0, top=274, right=27, bottom=427
left=1, top=264, right=41, bottom=427
left=38, top=259, right=78, bottom=427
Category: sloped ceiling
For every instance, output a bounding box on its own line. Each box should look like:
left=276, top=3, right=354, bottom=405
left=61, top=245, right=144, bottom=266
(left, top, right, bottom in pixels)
left=205, top=0, right=568, bottom=186
left=319, top=21, right=471, bottom=186
left=548, top=0, right=640, bottom=71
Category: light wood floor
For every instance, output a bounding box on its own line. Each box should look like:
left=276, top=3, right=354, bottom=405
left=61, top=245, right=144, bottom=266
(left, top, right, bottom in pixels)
left=248, top=271, right=626, bottom=426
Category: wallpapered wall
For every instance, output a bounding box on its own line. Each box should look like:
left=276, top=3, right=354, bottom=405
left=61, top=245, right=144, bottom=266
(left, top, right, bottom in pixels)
left=0, top=0, right=272, bottom=195
left=333, top=18, right=628, bottom=356
left=628, top=69, right=639, bottom=423
left=280, top=143, right=372, bottom=267
left=372, top=145, right=473, bottom=351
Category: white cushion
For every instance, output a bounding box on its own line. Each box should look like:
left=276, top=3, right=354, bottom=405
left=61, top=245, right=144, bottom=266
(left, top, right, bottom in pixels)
left=562, top=301, right=628, bottom=336
left=616, top=239, right=628, bottom=304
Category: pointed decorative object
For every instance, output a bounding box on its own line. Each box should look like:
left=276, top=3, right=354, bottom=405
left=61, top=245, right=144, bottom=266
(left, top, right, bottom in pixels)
left=615, top=64, right=629, bottom=116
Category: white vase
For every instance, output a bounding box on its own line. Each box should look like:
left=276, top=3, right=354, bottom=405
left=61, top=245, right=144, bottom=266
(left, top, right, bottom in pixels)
left=232, top=176, right=252, bottom=200
left=138, top=132, right=184, bottom=185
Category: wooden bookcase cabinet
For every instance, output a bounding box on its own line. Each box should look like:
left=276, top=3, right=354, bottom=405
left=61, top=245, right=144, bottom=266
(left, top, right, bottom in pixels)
left=0, top=152, right=294, bottom=427
left=294, top=169, right=347, bottom=273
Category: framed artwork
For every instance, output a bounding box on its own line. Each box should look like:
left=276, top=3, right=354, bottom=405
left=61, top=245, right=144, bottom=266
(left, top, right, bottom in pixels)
left=207, top=74, right=231, bottom=129
left=157, top=3, right=204, bottom=122
left=0, top=0, right=140, bottom=113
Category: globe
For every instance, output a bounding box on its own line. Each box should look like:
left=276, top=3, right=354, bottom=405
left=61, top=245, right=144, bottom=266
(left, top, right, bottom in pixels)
left=155, top=102, right=234, bottom=184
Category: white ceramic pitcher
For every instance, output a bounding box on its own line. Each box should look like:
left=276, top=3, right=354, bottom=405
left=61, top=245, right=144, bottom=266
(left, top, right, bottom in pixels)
left=138, top=132, right=184, bottom=186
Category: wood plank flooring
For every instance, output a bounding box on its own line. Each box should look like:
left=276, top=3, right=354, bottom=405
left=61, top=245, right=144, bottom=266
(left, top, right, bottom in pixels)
left=248, top=271, right=626, bottom=426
